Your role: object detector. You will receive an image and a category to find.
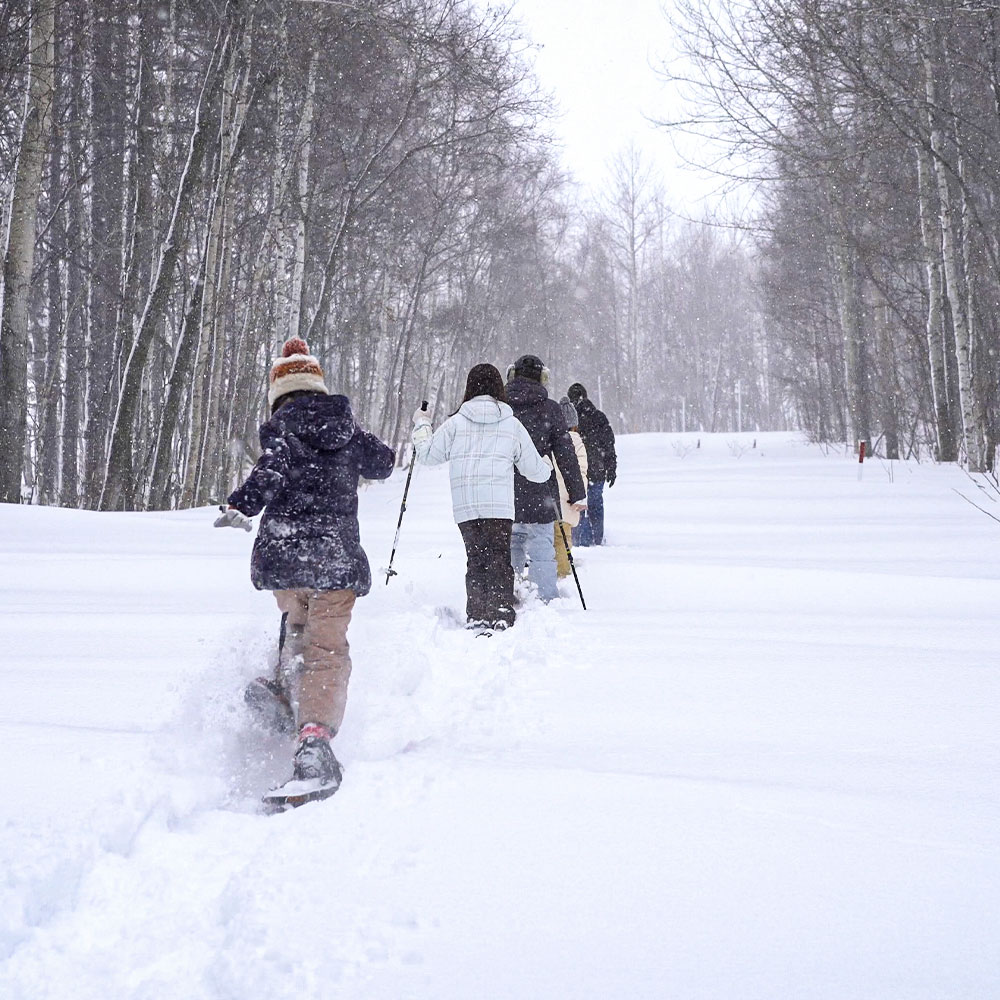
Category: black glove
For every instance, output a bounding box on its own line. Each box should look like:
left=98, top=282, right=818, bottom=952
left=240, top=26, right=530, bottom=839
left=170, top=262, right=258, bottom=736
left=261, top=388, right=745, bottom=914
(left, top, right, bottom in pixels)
left=607, top=471, right=616, bottom=488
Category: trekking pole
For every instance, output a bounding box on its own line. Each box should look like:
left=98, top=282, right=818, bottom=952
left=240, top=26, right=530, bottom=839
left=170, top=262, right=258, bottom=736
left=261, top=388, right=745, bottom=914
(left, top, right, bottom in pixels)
left=547, top=447, right=587, bottom=610
left=385, top=400, right=427, bottom=584
left=557, top=520, right=587, bottom=610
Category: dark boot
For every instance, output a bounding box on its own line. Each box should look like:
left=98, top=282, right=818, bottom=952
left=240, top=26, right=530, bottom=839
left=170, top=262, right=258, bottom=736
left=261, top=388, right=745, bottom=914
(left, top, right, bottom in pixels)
left=262, top=724, right=342, bottom=810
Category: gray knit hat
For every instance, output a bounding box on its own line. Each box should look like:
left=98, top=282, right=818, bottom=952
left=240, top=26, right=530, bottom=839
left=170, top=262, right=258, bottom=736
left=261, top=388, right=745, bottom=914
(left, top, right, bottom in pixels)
left=559, top=396, right=578, bottom=429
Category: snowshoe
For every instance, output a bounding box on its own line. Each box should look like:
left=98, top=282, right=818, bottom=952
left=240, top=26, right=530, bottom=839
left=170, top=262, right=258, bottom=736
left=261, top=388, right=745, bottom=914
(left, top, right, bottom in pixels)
left=262, top=734, right=342, bottom=811
left=244, top=676, right=295, bottom=735
left=465, top=619, right=510, bottom=638
left=434, top=605, right=467, bottom=629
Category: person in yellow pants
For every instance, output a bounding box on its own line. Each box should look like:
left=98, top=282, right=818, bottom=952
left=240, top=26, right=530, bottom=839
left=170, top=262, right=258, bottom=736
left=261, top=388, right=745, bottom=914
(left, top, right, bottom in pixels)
left=554, top=397, right=588, bottom=578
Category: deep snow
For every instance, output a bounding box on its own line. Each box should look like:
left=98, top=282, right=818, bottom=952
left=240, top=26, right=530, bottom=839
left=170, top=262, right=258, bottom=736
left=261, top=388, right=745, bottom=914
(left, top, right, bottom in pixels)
left=1, top=432, right=998, bottom=999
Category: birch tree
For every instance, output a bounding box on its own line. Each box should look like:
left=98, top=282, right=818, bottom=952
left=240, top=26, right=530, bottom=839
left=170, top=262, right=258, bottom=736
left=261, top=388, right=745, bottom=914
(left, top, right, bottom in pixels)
left=100, top=8, right=244, bottom=510
left=0, top=0, right=54, bottom=503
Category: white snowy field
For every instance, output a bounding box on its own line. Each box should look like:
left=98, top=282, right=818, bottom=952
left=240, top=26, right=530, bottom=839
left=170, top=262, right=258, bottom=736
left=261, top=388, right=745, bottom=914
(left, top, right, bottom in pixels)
left=1, top=431, right=998, bottom=999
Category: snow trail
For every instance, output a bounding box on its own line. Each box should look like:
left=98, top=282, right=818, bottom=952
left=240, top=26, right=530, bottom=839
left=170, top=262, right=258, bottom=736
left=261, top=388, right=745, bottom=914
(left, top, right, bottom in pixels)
left=2, top=433, right=998, bottom=998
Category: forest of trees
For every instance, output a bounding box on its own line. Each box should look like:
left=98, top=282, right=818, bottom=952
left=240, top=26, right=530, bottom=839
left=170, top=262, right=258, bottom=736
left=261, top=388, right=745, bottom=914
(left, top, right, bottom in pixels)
left=669, top=0, right=1000, bottom=470
left=0, top=0, right=796, bottom=513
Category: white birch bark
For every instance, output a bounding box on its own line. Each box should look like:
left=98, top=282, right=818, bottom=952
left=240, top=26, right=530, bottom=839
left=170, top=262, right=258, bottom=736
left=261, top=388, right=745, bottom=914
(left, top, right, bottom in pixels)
left=271, top=10, right=290, bottom=345
left=0, top=0, right=56, bottom=503
left=184, top=34, right=253, bottom=506
left=100, top=18, right=237, bottom=510
left=915, top=141, right=955, bottom=461
left=922, top=41, right=987, bottom=470
left=289, top=50, right=319, bottom=342
left=215, top=63, right=326, bottom=498
left=180, top=146, right=227, bottom=507
left=199, top=189, right=234, bottom=502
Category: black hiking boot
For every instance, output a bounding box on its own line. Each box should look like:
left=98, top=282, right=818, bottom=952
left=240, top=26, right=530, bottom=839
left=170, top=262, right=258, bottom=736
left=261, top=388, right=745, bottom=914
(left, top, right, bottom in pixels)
left=262, top=728, right=342, bottom=811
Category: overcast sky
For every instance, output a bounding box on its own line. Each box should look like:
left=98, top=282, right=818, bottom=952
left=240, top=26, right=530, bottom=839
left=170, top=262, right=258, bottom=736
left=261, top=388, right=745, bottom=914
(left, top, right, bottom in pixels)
left=510, top=0, right=723, bottom=213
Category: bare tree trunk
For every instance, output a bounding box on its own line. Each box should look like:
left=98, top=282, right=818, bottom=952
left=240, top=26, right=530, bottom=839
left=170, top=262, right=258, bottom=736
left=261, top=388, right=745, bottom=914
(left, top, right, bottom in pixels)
left=272, top=10, right=290, bottom=343
left=386, top=264, right=430, bottom=449
left=873, top=282, right=900, bottom=460
left=0, top=0, right=55, bottom=503
left=916, top=141, right=956, bottom=461
left=113, top=15, right=156, bottom=508
left=197, top=33, right=254, bottom=505
left=198, top=192, right=233, bottom=503
left=82, top=0, right=126, bottom=506
left=829, top=236, right=871, bottom=448
left=39, top=45, right=64, bottom=503
left=61, top=2, right=87, bottom=507
left=180, top=170, right=223, bottom=508
left=183, top=35, right=254, bottom=507
left=100, top=17, right=238, bottom=510
left=148, top=269, right=207, bottom=509
left=290, top=50, right=318, bottom=341
left=922, top=36, right=987, bottom=469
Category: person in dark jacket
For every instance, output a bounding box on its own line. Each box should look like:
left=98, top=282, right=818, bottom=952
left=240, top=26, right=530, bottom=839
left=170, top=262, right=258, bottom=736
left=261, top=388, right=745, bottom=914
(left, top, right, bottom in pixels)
left=215, top=336, right=394, bottom=808
left=505, top=355, right=587, bottom=602
left=567, top=382, right=617, bottom=546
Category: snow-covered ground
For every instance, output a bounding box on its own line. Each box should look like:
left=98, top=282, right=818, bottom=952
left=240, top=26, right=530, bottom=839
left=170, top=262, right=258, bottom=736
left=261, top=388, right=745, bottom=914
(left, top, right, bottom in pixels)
left=1, top=432, right=998, bottom=999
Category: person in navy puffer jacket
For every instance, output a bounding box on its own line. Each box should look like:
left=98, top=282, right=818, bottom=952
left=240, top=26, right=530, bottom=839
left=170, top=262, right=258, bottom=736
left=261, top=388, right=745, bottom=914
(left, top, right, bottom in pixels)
left=216, top=337, right=394, bottom=808
left=505, top=355, right=587, bottom=603
left=567, top=382, right=617, bottom=546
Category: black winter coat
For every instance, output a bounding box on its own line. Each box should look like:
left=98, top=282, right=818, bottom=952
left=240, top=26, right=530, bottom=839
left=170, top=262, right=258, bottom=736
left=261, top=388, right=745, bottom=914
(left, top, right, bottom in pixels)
left=576, top=397, right=617, bottom=484
left=228, top=394, right=395, bottom=595
left=506, top=377, right=587, bottom=523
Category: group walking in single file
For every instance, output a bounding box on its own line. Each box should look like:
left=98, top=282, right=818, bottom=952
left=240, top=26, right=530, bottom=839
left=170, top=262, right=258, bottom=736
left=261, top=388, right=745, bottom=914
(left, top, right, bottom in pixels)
left=214, top=341, right=616, bottom=807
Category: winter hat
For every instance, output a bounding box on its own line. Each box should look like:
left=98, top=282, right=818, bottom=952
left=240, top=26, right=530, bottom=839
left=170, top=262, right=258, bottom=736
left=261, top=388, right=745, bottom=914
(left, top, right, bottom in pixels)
left=507, top=354, right=549, bottom=384
left=567, top=382, right=588, bottom=405
left=268, top=336, right=329, bottom=407
left=559, top=396, right=578, bottom=429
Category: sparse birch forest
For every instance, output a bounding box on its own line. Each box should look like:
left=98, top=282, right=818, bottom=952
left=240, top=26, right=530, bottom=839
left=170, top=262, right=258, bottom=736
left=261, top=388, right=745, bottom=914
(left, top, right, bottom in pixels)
left=10, top=0, right=994, bottom=512
left=669, top=0, right=1000, bottom=470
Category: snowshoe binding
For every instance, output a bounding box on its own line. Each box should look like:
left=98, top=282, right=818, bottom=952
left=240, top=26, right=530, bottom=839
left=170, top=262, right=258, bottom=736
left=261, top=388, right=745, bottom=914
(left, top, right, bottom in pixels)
left=262, top=727, right=342, bottom=812
left=465, top=619, right=510, bottom=638
left=244, top=676, right=295, bottom=735
left=245, top=615, right=304, bottom=734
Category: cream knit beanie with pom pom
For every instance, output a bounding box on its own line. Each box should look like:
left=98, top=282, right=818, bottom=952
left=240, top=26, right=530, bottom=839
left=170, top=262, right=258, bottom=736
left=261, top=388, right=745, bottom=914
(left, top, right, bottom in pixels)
left=267, top=336, right=328, bottom=407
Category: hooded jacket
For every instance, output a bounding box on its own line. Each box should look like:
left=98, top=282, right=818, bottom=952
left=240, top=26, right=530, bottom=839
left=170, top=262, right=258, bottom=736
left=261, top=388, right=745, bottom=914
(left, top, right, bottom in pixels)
left=505, top=377, right=587, bottom=523
left=413, top=395, right=551, bottom=523
left=575, top=396, right=617, bottom=484
left=228, top=394, right=395, bottom=594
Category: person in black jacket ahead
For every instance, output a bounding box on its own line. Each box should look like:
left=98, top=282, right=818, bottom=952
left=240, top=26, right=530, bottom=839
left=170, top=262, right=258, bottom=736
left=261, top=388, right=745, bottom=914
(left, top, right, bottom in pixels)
left=506, top=355, right=587, bottom=602
left=567, top=382, right=617, bottom=546
left=216, top=336, right=394, bottom=809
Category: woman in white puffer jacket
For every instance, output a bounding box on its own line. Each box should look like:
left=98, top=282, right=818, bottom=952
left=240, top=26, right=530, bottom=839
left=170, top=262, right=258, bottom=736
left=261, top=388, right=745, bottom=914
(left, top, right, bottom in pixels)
left=412, top=364, right=550, bottom=629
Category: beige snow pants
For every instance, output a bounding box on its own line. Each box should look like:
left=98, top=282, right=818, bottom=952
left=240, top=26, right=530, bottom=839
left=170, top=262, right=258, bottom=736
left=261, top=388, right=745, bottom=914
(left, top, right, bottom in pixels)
left=554, top=520, right=573, bottom=579
left=274, top=588, right=356, bottom=733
